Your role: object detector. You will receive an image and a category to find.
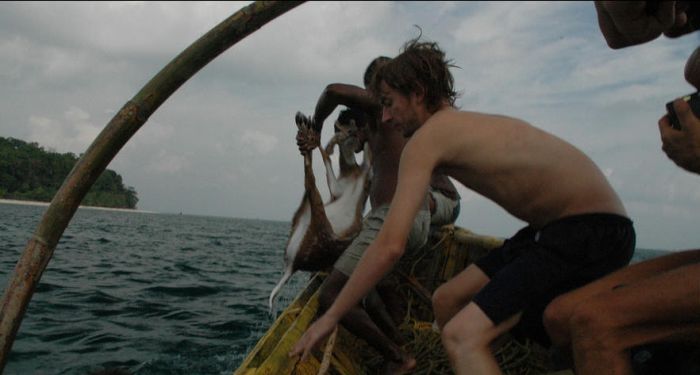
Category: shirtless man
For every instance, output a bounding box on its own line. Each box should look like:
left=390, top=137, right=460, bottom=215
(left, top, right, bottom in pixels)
left=295, top=56, right=461, bottom=373
left=290, top=39, right=635, bottom=375
left=540, top=3, right=700, bottom=375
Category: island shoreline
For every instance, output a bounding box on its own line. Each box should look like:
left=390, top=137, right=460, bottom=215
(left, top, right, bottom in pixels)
left=0, top=198, right=155, bottom=214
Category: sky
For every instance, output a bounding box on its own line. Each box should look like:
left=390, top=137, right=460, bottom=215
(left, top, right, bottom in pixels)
left=1, top=1, right=699, bottom=250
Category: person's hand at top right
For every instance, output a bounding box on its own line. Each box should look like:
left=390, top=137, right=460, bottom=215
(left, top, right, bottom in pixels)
left=595, top=1, right=695, bottom=49
left=659, top=97, right=700, bottom=174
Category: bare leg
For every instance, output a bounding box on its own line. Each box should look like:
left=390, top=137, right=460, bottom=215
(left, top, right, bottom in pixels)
left=568, top=261, right=700, bottom=375
left=441, top=302, right=521, bottom=375
left=544, top=249, right=700, bottom=345
left=432, top=264, right=490, bottom=330
left=319, top=270, right=416, bottom=373
left=363, top=288, right=405, bottom=344
left=376, top=279, right=406, bottom=326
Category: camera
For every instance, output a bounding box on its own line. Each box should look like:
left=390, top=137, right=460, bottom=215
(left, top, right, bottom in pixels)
left=665, top=92, right=700, bottom=130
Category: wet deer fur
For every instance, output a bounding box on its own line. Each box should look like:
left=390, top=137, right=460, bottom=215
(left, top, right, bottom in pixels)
left=268, top=109, right=371, bottom=313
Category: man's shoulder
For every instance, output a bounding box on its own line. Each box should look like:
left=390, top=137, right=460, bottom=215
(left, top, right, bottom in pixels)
left=423, top=109, right=481, bottom=133
left=427, top=108, right=487, bottom=123
left=430, top=110, right=528, bottom=129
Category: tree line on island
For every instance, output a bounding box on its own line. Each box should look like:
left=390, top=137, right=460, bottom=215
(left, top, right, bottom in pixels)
left=0, top=136, right=138, bottom=209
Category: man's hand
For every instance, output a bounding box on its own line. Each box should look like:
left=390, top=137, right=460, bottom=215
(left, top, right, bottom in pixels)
left=296, top=128, right=320, bottom=155
left=658, top=98, right=700, bottom=174
left=594, top=1, right=682, bottom=48
left=288, top=314, right=337, bottom=363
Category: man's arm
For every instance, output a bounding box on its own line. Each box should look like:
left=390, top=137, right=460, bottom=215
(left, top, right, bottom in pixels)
left=312, top=83, right=379, bottom=132
left=297, top=83, right=377, bottom=154
left=594, top=1, right=679, bottom=49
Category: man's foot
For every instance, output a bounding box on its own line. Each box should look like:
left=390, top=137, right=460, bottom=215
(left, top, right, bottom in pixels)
left=381, top=354, right=416, bottom=375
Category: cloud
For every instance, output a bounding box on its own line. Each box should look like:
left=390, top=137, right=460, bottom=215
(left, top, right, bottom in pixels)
left=146, top=149, right=191, bottom=175
left=239, top=130, right=278, bottom=155
left=26, top=106, right=100, bottom=154
left=2, top=2, right=700, bottom=249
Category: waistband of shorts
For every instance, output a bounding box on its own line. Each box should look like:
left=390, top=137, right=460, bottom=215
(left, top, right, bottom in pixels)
left=540, top=212, right=633, bottom=231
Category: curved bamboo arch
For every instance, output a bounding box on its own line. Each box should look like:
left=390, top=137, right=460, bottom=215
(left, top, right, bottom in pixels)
left=0, top=1, right=304, bottom=370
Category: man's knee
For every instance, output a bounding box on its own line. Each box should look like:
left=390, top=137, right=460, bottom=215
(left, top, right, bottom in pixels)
left=440, top=306, right=494, bottom=355
left=441, top=319, right=477, bottom=357
left=568, top=297, right=620, bottom=350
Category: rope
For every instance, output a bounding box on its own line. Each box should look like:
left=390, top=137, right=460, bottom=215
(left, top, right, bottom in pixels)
left=408, top=224, right=454, bottom=276
left=317, top=325, right=338, bottom=375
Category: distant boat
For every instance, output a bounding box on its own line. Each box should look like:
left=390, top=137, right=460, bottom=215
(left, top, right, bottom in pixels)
left=234, top=225, right=566, bottom=375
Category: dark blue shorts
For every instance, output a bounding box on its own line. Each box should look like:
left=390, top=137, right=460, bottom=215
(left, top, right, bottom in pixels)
left=472, top=213, right=636, bottom=345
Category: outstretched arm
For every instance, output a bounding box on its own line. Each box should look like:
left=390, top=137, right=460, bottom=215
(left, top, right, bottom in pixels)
left=312, top=83, right=379, bottom=132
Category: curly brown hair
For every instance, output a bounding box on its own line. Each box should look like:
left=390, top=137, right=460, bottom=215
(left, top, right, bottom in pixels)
left=370, top=36, right=459, bottom=113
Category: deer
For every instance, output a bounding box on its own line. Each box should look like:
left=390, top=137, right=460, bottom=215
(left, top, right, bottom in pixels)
left=268, top=108, right=371, bottom=313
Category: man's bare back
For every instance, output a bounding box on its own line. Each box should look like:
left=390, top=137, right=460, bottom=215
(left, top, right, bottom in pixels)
left=365, top=120, right=406, bottom=208
left=404, top=109, right=627, bottom=228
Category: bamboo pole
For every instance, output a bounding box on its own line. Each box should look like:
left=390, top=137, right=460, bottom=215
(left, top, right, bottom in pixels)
left=0, top=1, right=304, bottom=371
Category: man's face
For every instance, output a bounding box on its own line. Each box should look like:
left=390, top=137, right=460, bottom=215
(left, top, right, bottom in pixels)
left=378, top=81, right=421, bottom=137
left=335, top=119, right=365, bottom=154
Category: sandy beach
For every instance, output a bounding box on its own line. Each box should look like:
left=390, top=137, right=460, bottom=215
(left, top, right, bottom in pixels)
left=0, top=198, right=155, bottom=214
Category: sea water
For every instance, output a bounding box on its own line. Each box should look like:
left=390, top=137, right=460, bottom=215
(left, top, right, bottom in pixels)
left=0, top=203, right=308, bottom=375
left=0, top=203, right=670, bottom=375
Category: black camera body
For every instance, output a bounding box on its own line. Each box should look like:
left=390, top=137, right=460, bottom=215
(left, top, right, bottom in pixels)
left=665, top=92, right=700, bottom=130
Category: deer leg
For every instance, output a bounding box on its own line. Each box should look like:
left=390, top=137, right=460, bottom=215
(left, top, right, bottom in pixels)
left=319, top=137, right=341, bottom=199
left=303, top=151, right=333, bottom=234
left=361, top=141, right=371, bottom=171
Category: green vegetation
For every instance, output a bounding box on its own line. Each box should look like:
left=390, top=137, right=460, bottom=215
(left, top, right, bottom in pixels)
left=0, top=137, right=138, bottom=209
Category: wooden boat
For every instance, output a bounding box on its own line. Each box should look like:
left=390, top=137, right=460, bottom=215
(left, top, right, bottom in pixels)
left=234, top=225, right=571, bottom=375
